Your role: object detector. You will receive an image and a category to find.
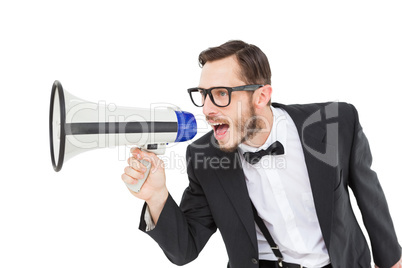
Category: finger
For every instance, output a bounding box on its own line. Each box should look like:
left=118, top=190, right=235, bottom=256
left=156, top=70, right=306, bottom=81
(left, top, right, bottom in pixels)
left=130, top=147, right=143, bottom=158
left=139, top=151, right=159, bottom=166
left=130, top=148, right=161, bottom=172
left=121, top=173, right=138, bottom=185
left=127, top=157, right=147, bottom=172
left=131, top=147, right=157, bottom=161
left=140, top=153, right=164, bottom=173
left=124, top=166, right=145, bottom=180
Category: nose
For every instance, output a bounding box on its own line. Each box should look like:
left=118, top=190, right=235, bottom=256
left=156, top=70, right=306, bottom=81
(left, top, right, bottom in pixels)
left=202, top=94, right=218, bottom=116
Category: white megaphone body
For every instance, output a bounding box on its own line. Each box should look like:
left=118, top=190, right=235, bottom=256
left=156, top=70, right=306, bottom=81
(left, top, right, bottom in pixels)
left=49, top=80, right=197, bottom=192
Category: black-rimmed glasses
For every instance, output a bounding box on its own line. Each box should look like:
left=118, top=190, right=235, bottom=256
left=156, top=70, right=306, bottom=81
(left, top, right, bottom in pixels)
left=187, top=84, right=263, bottom=107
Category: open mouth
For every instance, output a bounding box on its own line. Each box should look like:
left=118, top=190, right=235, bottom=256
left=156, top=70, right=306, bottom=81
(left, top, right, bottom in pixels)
left=209, top=122, right=230, bottom=140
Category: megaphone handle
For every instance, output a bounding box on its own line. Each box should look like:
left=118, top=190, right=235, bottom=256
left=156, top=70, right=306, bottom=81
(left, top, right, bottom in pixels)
left=125, top=159, right=152, bottom=193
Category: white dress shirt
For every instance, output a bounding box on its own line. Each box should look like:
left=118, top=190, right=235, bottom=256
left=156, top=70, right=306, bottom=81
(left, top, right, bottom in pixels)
left=237, top=106, right=330, bottom=268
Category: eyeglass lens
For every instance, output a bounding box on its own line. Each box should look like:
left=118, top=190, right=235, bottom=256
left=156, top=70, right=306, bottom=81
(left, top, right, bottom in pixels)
left=191, top=88, right=230, bottom=107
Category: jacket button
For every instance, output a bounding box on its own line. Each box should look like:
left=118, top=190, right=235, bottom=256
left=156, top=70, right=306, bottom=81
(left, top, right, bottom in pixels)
left=251, top=258, right=258, bottom=264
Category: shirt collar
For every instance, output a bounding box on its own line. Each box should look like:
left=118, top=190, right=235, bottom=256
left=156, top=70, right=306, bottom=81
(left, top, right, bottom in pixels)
left=238, top=106, right=287, bottom=155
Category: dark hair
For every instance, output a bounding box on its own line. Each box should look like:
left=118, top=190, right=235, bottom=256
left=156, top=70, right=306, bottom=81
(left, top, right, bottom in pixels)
left=198, top=40, right=272, bottom=86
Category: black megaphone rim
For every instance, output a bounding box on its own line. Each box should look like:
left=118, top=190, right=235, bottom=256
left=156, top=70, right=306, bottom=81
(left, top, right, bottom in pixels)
left=49, top=80, right=66, bottom=172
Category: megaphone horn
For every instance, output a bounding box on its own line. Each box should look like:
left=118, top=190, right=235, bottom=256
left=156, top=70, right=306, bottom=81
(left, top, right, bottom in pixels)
left=49, top=80, right=197, bottom=191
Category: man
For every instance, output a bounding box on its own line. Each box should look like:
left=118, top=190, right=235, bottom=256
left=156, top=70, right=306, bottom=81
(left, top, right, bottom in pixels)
left=121, top=40, right=401, bottom=268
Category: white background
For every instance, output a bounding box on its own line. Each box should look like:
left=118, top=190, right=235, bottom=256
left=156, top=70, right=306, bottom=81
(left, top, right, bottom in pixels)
left=0, top=1, right=401, bottom=267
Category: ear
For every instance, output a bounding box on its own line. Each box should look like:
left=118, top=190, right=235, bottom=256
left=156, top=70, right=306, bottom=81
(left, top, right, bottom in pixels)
left=254, top=85, right=272, bottom=109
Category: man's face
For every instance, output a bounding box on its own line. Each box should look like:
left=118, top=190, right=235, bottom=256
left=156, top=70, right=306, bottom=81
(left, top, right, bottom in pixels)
left=199, top=56, right=263, bottom=152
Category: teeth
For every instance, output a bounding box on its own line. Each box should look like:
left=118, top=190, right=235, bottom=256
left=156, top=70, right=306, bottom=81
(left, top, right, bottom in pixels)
left=209, top=122, right=224, bottom=126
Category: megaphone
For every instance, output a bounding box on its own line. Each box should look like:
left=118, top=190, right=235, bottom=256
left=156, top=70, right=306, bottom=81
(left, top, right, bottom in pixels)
left=49, top=80, right=197, bottom=192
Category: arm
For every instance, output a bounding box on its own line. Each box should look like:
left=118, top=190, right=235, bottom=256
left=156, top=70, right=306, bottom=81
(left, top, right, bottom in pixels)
left=375, top=257, right=401, bottom=268
left=123, top=146, right=217, bottom=265
left=122, top=147, right=168, bottom=224
left=348, top=105, right=401, bottom=268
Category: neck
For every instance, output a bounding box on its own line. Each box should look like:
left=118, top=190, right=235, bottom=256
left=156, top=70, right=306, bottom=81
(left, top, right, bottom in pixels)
left=243, top=106, right=273, bottom=148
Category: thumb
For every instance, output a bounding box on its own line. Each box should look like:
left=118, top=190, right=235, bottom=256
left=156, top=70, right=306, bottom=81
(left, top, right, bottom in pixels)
left=133, top=148, right=163, bottom=173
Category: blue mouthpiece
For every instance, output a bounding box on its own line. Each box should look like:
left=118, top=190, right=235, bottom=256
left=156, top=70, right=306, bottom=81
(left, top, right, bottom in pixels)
left=174, top=111, right=197, bottom=142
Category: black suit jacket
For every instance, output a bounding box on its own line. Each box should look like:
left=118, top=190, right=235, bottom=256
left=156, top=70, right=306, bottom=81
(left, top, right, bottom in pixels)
left=139, top=102, right=401, bottom=268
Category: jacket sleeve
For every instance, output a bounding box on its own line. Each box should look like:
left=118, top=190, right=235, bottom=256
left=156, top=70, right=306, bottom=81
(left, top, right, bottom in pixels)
left=138, top=145, right=217, bottom=266
left=348, top=104, right=401, bottom=267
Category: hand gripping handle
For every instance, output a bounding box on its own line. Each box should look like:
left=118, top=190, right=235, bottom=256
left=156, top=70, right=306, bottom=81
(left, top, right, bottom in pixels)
left=125, top=158, right=152, bottom=193
left=124, top=144, right=166, bottom=193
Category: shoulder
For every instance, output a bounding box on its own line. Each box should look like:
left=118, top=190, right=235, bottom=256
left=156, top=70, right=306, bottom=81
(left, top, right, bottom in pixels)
left=273, top=101, right=358, bottom=124
left=186, top=131, right=218, bottom=157
left=191, top=130, right=214, bottom=147
left=273, top=101, right=356, bottom=114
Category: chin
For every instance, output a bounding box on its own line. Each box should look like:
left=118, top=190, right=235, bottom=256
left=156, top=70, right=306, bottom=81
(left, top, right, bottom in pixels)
left=218, top=145, right=238, bottom=153
left=216, top=137, right=240, bottom=153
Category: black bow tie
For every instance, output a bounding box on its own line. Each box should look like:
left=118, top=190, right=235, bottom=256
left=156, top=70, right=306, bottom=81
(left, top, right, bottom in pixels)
left=243, top=141, right=285, bottom=165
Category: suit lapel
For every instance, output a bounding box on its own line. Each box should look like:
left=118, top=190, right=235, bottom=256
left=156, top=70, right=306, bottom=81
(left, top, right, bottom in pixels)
left=209, top=138, right=258, bottom=251
left=273, top=102, right=337, bottom=249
